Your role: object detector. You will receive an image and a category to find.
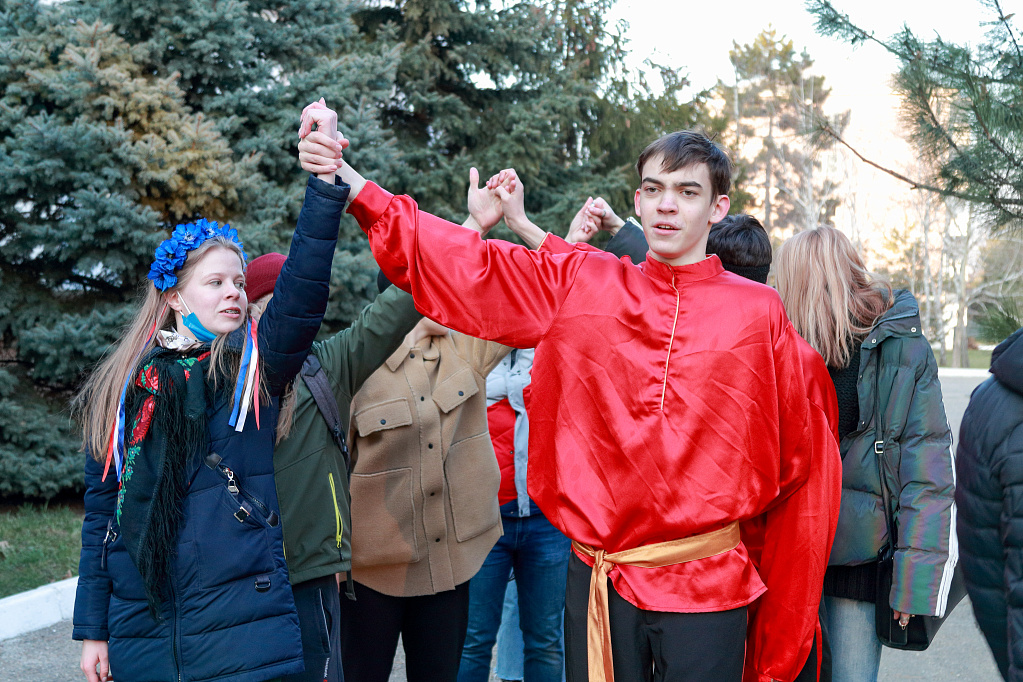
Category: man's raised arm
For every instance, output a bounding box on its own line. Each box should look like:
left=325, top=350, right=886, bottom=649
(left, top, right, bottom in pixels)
left=297, top=108, right=586, bottom=349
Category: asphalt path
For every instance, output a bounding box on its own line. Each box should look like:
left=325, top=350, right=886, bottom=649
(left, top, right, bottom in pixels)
left=0, top=373, right=1001, bottom=681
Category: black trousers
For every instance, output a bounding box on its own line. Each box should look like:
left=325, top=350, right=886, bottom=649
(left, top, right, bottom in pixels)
left=564, top=553, right=747, bottom=682
left=338, top=579, right=470, bottom=682
left=793, top=601, right=832, bottom=682
left=282, top=574, right=344, bottom=682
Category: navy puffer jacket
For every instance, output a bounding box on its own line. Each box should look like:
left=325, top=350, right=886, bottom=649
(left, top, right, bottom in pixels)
left=956, top=328, right=1023, bottom=681
left=72, top=176, right=349, bottom=682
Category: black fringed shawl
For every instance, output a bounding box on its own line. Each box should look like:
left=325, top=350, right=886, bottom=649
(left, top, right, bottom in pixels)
left=116, top=347, right=210, bottom=618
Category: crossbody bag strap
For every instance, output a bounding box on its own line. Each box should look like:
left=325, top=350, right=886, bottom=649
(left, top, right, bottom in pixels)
left=873, top=347, right=897, bottom=549
left=300, top=354, right=351, bottom=479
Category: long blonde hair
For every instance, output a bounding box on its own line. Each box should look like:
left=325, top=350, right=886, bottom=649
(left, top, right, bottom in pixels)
left=74, top=238, right=253, bottom=461
left=775, top=226, right=893, bottom=368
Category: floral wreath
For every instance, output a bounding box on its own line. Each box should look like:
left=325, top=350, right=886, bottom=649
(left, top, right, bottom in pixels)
left=147, top=218, right=247, bottom=291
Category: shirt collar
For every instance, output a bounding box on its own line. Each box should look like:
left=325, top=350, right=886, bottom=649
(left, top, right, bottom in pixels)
left=640, top=253, right=725, bottom=284
left=384, top=334, right=443, bottom=371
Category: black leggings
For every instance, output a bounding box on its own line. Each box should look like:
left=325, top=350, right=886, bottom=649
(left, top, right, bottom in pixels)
left=564, top=553, right=747, bottom=682
left=339, top=579, right=470, bottom=682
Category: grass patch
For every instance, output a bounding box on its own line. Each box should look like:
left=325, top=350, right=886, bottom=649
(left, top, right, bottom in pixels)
left=938, top=349, right=992, bottom=369
left=0, top=503, right=83, bottom=599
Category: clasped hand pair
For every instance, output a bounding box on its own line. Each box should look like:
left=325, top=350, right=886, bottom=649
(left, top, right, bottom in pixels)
left=296, top=99, right=627, bottom=243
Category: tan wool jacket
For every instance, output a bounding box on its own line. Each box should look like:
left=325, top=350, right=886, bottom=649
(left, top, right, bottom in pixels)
left=347, top=330, right=510, bottom=597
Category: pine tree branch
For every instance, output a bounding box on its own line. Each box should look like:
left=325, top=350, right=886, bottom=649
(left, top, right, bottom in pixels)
left=907, top=75, right=1020, bottom=218
left=811, top=0, right=1014, bottom=86
left=816, top=120, right=1023, bottom=209
left=994, top=0, right=1022, bottom=61
left=5, top=261, right=123, bottom=296
left=965, top=83, right=1023, bottom=181
left=65, top=273, right=122, bottom=296
left=0, top=102, right=43, bottom=133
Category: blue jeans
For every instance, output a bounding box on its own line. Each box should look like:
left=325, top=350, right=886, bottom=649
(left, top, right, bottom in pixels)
left=458, top=511, right=571, bottom=682
left=495, top=580, right=524, bottom=680
left=821, top=596, right=883, bottom=682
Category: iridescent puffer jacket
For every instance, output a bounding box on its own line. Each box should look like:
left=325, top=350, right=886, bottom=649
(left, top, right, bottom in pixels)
left=828, top=289, right=957, bottom=618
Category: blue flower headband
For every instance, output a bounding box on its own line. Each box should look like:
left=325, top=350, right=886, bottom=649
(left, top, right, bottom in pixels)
left=147, top=218, right=247, bottom=291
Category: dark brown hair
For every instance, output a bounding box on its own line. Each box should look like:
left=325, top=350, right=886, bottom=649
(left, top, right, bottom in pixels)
left=636, top=131, right=732, bottom=199
left=707, top=214, right=771, bottom=268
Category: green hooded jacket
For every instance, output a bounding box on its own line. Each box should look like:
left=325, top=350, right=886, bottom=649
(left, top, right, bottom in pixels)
left=829, top=289, right=957, bottom=617
left=274, top=286, right=421, bottom=584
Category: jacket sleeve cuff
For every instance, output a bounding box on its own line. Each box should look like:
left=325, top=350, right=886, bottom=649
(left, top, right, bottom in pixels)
left=347, top=181, right=395, bottom=234
left=306, top=173, right=352, bottom=202
left=72, top=625, right=109, bottom=642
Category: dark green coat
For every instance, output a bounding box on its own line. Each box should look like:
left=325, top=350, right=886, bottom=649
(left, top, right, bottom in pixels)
left=829, top=290, right=957, bottom=617
left=274, top=286, right=420, bottom=585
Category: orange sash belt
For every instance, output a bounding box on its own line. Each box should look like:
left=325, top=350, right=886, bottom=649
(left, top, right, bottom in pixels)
left=571, top=521, right=741, bottom=682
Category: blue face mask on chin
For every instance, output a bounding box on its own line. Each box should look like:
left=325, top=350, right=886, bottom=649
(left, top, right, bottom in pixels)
left=179, top=299, right=218, bottom=343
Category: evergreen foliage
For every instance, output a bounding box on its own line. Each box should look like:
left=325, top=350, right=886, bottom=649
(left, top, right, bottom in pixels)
left=0, top=4, right=246, bottom=497
left=356, top=0, right=718, bottom=233
left=1, top=0, right=718, bottom=498
left=809, top=0, right=1023, bottom=230
left=976, top=297, right=1022, bottom=345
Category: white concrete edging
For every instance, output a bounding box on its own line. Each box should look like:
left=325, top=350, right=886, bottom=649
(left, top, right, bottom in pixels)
left=0, top=576, right=78, bottom=641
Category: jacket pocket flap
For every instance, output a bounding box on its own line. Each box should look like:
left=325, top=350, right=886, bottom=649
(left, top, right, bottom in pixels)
left=433, top=369, right=479, bottom=413
left=354, top=398, right=413, bottom=437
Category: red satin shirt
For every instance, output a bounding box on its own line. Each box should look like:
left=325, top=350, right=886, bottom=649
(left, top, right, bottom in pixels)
left=350, top=183, right=834, bottom=681
left=542, top=232, right=844, bottom=682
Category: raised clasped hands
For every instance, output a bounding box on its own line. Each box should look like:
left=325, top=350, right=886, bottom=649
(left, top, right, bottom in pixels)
left=567, top=196, right=624, bottom=244
left=466, top=167, right=508, bottom=236
left=297, top=98, right=349, bottom=183
left=486, top=168, right=527, bottom=230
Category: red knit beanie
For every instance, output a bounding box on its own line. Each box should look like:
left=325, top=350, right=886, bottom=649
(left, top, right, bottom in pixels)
left=245, top=253, right=287, bottom=302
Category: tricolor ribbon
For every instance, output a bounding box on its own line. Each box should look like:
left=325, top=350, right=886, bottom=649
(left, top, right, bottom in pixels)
left=228, top=317, right=261, bottom=432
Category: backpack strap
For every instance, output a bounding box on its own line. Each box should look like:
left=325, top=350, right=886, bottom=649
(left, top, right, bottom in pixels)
left=300, top=354, right=351, bottom=479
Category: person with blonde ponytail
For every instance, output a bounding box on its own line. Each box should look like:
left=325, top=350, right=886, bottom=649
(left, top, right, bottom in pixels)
left=72, top=103, right=349, bottom=682
left=775, top=226, right=956, bottom=682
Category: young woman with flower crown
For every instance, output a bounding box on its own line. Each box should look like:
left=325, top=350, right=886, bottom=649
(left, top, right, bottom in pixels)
left=72, top=104, right=348, bottom=682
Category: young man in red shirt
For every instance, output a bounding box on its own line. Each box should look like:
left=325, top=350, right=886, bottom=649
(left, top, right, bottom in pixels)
left=492, top=186, right=842, bottom=682
left=300, top=118, right=834, bottom=682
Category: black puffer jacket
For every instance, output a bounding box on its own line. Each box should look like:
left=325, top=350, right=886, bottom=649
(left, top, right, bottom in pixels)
left=956, top=327, right=1023, bottom=681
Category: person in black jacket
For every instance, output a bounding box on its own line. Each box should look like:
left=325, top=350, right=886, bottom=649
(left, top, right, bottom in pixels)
left=956, top=327, right=1023, bottom=680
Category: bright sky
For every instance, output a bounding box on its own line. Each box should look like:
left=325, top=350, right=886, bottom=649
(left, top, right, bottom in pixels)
left=606, top=0, right=1004, bottom=248
left=607, top=0, right=996, bottom=94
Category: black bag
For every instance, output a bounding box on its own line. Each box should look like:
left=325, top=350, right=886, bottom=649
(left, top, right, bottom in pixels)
left=872, top=365, right=966, bottom=650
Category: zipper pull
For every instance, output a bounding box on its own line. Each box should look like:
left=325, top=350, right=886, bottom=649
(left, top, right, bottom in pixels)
left=101, top=518, right=118, bottom=570
left=221, top=465, right=240, bottom=495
